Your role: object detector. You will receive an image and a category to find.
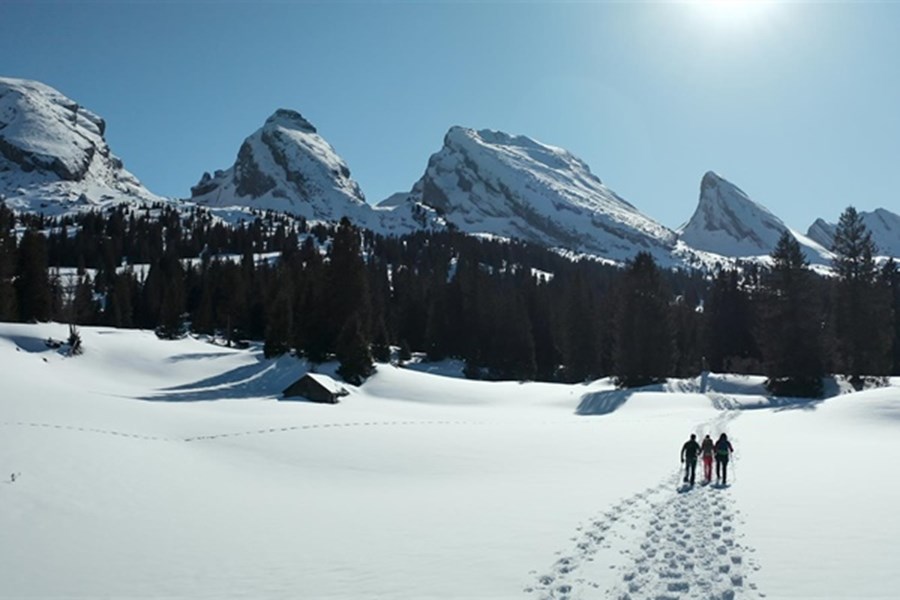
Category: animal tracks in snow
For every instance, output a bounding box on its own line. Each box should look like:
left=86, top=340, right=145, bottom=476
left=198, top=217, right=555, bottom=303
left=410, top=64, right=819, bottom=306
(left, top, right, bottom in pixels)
left=1, top=418, right=501, bottom=444
left=0, top=421, right=172, bottom=441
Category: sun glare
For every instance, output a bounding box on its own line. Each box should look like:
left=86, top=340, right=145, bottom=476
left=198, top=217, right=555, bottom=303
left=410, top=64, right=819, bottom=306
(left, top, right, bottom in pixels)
left=687, top=0, right=777, bottom=30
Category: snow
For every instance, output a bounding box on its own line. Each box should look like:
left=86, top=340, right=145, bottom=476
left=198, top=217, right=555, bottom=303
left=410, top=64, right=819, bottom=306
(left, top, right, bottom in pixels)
left=0, top=77, right=165, bottom=214
left=2, top=321, right=899, bottom=598
left=679, top=171, right=833, bottom=264
left=401, top=126, right=679, bottom=264
left=4, top=76, right=900, bottom=272
left=807, top=207, right=900, bottom=259
left=300, top=372, right=347, bottom=396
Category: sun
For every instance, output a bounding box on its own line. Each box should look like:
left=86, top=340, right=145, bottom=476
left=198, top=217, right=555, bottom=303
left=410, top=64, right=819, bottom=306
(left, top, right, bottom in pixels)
left=688, top=0, right=777, bottom=30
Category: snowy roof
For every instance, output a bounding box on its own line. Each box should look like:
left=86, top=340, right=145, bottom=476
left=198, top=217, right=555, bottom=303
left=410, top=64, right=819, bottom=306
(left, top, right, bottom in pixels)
left=303, top=372, right=346, bottom=395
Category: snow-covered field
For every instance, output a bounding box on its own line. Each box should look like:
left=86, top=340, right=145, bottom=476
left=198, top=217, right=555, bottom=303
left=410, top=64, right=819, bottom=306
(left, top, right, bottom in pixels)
left=2, top=322, right=899, bottom=599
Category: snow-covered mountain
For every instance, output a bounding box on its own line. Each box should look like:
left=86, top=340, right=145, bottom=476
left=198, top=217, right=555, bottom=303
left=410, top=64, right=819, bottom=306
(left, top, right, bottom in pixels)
left=189, top=109, right=371, bottom=221
left=189, top=109, right=441, bottom=234
left=807, top=208, right=900, bottom=257
left=382, top=127, right=677, bottom=263
left=13, top=75, right=900, bottom=267
left=678, top=171, right=830, bottom=263
left=0, top=77, right=162, bottom=214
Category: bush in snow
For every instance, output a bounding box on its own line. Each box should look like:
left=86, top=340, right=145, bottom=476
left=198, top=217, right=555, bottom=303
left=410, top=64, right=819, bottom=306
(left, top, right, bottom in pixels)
left=67, top=324, right=83, bottom=356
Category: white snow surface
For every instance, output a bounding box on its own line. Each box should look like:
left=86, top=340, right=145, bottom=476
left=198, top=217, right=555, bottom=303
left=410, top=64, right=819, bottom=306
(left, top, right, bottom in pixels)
left=386, top=127, right=678, bottom=264
left=0, top=77, right=164, bottom=215
left=3, top=322, right=900, bottom=599
left=679, top=172, right=832, bottom=264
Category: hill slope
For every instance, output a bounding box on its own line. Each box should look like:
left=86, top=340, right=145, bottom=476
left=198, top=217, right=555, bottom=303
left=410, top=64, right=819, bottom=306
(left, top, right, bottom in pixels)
left=2, top=322, right=899, bottom=598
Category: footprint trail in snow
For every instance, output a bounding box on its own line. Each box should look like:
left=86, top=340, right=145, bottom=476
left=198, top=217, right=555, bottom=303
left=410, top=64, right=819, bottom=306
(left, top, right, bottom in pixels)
left=526, top=414, right=763, bottom=599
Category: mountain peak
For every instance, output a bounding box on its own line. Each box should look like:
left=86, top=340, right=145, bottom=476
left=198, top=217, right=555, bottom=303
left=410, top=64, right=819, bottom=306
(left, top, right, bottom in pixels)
left=680, top=172, right=787, bottom=257
left=807, top=208, right=900, bottom=257
left=264, top=109, right=317, bottom=133
left=0, top=76, right=159, bottom=213
left=701, top=170, right=725, bottom=189
left=189, top=108, right=379, bottom=224
left=402, top=125, right=675, bottom=262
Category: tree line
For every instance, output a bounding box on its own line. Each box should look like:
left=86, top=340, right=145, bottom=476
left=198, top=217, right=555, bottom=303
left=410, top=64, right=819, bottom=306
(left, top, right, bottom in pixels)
left=0, top=202, right=897, bottom=394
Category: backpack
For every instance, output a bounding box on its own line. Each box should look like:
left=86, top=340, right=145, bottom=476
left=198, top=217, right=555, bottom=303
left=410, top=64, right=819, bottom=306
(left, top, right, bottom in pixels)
left=715, top=439, right=730, bottom=457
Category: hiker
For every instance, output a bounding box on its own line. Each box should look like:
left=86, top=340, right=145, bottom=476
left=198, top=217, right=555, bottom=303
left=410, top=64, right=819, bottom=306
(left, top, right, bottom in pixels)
left=715, top=433, right=734, bottom=484
left=680, top=433, right=700, bottom=485
left=700, top=434, right=715, bottom=483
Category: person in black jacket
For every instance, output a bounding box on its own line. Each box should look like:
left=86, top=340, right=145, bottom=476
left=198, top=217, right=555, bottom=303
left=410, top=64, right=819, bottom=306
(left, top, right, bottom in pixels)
left=680, top=434, right=701, bottom=485
left=715, top=433, right=735, bottom=484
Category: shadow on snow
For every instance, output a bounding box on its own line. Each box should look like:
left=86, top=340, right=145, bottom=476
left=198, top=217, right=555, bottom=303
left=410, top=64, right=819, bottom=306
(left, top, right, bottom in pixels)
left=138, top=355, right=308, bottom=402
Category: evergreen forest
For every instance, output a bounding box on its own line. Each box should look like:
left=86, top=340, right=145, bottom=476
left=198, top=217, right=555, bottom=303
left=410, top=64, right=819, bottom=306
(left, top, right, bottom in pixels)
left=0, top=203, right=897, bottom=395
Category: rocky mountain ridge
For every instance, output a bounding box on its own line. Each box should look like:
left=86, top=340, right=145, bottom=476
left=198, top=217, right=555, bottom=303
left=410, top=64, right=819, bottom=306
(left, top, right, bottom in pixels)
left=678, top=171, right=831, bottom=264
left=2, top=76, right=898, bottom=265
left=0, top=77, right=163, bottom=215
left=382, top=126, right=678, bottom=263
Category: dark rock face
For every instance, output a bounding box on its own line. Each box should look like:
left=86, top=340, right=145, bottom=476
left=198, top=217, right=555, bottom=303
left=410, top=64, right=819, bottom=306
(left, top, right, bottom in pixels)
left=234, top=141, right=276, bottom=198
left=190, top=172, right=218, bottom=198
left=265, top=109, right=317, bottom=133
left=0, top=77, right=162, bottom=210
left=261, top=129, right=309, bottom=198
left=0, top=120, right=94, bottom=181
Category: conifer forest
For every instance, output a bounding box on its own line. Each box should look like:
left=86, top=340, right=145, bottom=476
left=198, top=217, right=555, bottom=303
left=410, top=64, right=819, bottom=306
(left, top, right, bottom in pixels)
left=1, top=203, right=897, bottom=395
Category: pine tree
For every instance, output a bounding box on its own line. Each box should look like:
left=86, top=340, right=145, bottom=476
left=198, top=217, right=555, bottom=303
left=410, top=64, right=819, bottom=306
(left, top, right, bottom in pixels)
left=557, top=269, right=606, bottom=382
left=831, top=206, right=893, bottom=385
left=370, top=316, right=391, bottom=363
left=263, top=272, right=293, bottom=358
left=15, top=229, right=52, bottom=322
left=103, top=271, right=136, bottom=328
left=398, top=339, right=412, bottom=364
left=335, top=313, right=374, bottom=385
left=326, top=218, right=370, bottom=350
left=151, top=253, right=187, bottom=339
left=759, top=232, right=826, bottom=397
left=613, top=252, right=673, bottom=388
left=671, top=294, right=703, bottom=378
left=880, top=259, right=900, bottom=375
left=704, top=269, right=760, bottom=373
left=72, top=274, right=97, bottom=324
left=0, top=207, right=17, bottom=321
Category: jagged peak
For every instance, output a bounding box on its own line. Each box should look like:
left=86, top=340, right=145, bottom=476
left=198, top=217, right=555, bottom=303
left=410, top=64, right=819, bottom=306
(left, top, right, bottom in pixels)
left=263, top=109, right=316, bottom=133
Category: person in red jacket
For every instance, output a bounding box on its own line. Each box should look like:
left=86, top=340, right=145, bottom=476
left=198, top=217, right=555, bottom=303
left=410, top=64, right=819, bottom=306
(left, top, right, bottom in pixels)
left=715, top=433, right=735, bottom=484
left=700, top=434, right=715, bottom=484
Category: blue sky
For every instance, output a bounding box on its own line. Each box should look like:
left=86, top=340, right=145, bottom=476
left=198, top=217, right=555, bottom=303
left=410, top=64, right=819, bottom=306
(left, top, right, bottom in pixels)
left=2, top=1, right=899, bottom=230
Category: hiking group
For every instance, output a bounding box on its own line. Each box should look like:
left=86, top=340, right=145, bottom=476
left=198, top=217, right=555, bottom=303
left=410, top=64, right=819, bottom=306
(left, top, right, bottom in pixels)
left=680, top=433, right=734, bottom=486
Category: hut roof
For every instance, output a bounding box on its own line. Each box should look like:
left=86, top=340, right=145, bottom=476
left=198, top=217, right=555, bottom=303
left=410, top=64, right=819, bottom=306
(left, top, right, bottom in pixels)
left=303, top=373, right=346, bottom=395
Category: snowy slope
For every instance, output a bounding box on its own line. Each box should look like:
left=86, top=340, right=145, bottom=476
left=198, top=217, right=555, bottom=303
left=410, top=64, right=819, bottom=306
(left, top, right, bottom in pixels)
left=0, top=77, right=164, bottom=214
left=679, top=171, right=831, bottom=263
left=3, top=322, right=900, bottom=599
left=188, top=109, right=442, bottom=235
left=807, top=208, right=900, bottom=258
left=383, top=127, right=678, bottom=263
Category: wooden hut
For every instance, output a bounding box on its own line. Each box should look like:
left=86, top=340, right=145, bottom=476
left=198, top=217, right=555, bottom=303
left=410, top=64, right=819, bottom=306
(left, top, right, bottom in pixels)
left=281, top=373, right=347, bottom=404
